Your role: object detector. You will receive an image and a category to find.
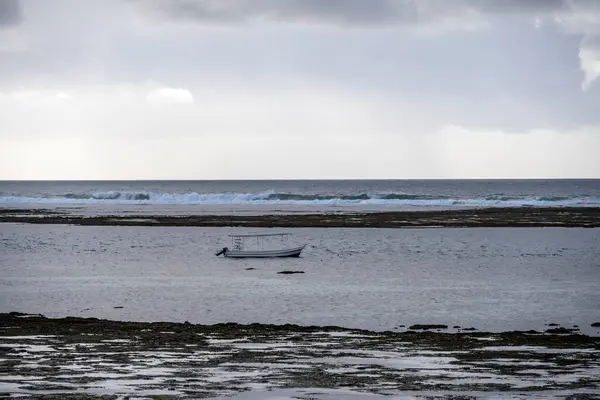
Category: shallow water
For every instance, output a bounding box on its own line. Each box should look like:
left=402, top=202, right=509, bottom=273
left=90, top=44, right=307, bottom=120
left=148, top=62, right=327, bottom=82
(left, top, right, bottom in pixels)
left=1, top=224, right=599, bottom=334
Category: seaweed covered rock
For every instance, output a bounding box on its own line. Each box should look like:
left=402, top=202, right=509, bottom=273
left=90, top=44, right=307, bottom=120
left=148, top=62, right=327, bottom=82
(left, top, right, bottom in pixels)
left=408, top=324, right=448, bottom=330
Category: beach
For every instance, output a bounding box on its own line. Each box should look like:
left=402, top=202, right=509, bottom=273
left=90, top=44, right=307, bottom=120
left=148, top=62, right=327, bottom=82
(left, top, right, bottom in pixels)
left=2, top=180, right=600, bottom=398
left=2, top=312, right=600, bottom=399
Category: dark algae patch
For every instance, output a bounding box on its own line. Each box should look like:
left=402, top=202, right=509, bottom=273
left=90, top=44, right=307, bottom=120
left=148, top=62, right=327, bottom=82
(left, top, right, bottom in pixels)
left=545, top=327, right=580, bottom=334
left=408, top=324, right=449, bottom=330
left=1, top=313, right=599, bottom=398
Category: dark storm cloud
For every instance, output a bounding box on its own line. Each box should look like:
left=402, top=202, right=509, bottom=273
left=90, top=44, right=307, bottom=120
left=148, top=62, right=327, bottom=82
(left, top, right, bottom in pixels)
left=477, top=0, right=600, bottom=14
left=132, top=0, right=589, bottom=26
left=0, top=0, right=21, bottom=27
left=134, top=0, right=404, bottom=26
left=473, top=0, right=566, bottom=13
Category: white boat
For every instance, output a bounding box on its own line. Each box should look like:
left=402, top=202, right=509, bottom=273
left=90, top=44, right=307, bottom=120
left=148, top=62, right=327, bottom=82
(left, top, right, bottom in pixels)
left=215, top=233, right=306, bottom=258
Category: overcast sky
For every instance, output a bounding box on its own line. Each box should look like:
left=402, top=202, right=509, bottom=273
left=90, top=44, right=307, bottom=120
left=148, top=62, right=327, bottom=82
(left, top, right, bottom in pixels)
left=1, top=0, right=599, bottom=179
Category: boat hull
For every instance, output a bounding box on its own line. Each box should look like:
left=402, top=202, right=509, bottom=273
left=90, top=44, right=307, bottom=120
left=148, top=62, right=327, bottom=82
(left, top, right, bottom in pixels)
left=223, top=245, right=305, bottom=258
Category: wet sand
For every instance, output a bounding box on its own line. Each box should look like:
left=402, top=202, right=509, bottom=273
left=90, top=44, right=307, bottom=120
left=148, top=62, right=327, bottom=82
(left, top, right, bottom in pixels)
left=1, top=313, right=600, bottom=399
left=2, top=207, right=600, bottom=227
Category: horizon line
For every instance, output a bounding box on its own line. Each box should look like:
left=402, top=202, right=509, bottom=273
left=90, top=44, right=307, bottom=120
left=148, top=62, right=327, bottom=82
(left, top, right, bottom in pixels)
left=1, top=178, right=599, bottom=182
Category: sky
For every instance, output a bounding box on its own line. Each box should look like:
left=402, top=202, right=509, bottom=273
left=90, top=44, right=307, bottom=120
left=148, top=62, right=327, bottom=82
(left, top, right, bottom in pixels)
left=0, top=0, right=599, bottom=179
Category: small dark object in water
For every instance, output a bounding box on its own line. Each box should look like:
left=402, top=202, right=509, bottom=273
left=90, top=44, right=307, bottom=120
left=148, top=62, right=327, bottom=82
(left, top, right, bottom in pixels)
left=215, top=247, right=228, bottom=256
left=245, top=268, right=255, bottom=270
left=547, top=323, right=559, bottom=327
left=278, top=270, right=305, bottom=274
left=113, top=306, right=124, bottom=309
left=453, top=326, right=461, bottom=329
left=545, top=327, right=577, bottom=334
left=462, top=327, right=478, bottom=331
left=591, top=322, right=600, bottom=327
left=408, top=324, right=448, bottom=330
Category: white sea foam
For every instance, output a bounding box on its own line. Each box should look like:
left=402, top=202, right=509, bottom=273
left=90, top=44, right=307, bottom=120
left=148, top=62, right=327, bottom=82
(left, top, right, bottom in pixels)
left=1, top=191, right=599, bottom=208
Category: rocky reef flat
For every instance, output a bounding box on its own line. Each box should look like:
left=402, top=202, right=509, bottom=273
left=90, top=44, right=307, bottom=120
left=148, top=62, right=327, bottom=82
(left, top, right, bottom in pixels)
left=2, top=207, right=600, bottom=228
left=1, top=313, right=600, bottom=399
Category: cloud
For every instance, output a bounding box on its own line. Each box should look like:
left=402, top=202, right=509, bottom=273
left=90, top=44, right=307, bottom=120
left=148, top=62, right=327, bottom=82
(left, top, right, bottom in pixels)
left=0, top=83, right=413, bottom=142
left=146, top=87, right=195, bottom=105
left=553, top=0, right=600, bottom=35
left=130, top=1, right=600, bottom=89
left=474, top=0, right=566, bottom=14
left=134, top=0, right=405, bottom=26
left=1, top=2, right=599, bottom=179
left=0, top=0, right=21, bottom=28
left=4, top=90, right=73, bottom=104
left=579, top=37, right=600, bottom=91
left=132, top=0, right=491, bottom=31
left=428, top=124, right=600, bottom=178
left=3, top=114, right=599, bottom=179
left=131, top=0, right=590, bottom=28
left=0, top=85, right=199, bottom=143
left=550, top=1, right=600, bottom=89
left=1, top=83, right=598, bottom=179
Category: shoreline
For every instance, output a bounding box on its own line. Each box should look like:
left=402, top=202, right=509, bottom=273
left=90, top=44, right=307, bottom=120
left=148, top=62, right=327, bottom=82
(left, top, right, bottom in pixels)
left=2, top=313, right=600, bottom=398
left=2, top=206, right=600, bottom=227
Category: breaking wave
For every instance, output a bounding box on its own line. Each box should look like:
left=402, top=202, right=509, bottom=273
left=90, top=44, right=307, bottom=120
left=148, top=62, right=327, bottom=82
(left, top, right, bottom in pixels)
left=0, top=191, right=599, bottom=208
left=64, top=191, right=151, bottom=201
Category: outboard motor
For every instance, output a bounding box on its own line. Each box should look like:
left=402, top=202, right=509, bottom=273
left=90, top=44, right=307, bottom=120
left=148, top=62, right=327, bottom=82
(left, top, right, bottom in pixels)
left=215, top=247, right=228, bottom=256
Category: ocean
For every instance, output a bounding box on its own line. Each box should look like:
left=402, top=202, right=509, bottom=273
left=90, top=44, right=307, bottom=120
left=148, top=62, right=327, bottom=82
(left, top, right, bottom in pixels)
left=2, top=223, right=599, bottom=335
left=2, top=179, right=599, bottom=330
left=1, top=180, right=599, bottom=214
left=2, top=180, right=600, bottom=397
